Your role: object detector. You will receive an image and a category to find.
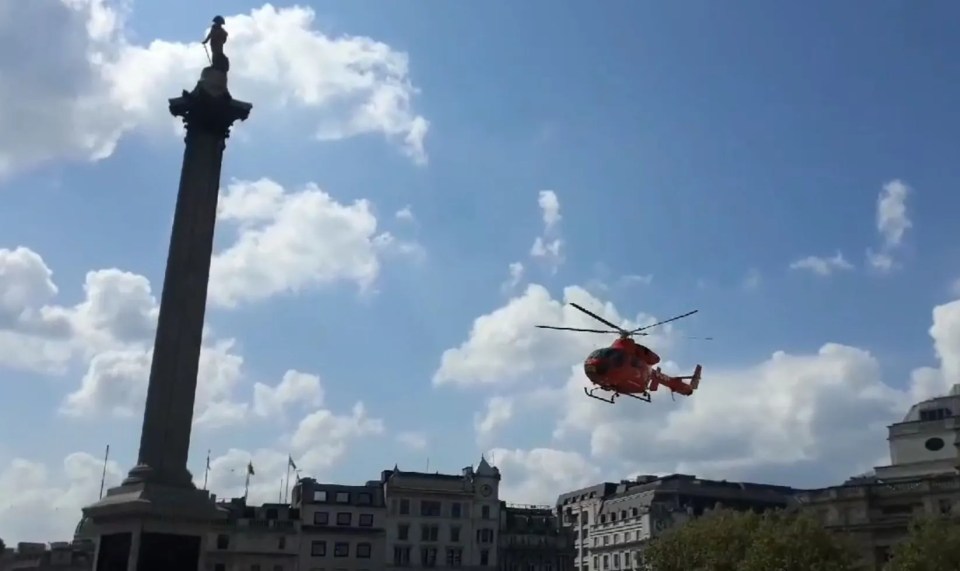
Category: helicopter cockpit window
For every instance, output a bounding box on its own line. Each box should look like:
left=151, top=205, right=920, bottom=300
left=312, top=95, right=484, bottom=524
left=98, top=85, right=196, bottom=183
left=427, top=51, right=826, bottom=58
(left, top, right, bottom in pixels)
left=588, top=348, right=625, bottom=367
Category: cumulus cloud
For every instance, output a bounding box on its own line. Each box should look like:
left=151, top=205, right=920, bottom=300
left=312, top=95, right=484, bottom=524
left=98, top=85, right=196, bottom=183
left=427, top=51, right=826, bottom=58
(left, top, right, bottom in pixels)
left=211, top=178, right=421, bottom=307
left=440, top=279, right=960, bottom=492
left=789, top=251, right=854, bottom=276
left=491, top=448, right=601, bottom=506
left=0, top=0, right=429, bottom=178
left=529, top=191, right=563, bottom=272
left=432, top=283, right=674, bottom=387
left=866, top=179, right=912, bottom=272
left=0, top=451, right=124, bottom=543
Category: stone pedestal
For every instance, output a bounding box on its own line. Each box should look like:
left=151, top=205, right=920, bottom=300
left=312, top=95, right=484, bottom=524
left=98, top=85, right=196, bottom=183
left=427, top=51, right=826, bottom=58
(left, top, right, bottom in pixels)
left=82, top=68, right=251, bottom=571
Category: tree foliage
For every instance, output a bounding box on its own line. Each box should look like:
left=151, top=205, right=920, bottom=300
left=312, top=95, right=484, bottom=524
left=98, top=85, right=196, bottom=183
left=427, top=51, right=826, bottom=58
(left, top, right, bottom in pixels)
left=643, top=508, right=856, bottom=571
left=885, top=516, right=960, bottom=571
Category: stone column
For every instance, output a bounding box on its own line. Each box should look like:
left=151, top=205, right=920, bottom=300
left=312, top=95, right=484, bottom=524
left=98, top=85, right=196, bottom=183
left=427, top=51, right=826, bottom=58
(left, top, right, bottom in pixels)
left=82, top=67, right=251, bottom=571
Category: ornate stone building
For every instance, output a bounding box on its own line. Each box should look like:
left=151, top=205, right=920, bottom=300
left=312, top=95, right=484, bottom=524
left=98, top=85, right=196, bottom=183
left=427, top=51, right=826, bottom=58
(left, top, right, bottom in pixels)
left=557, top=475, right=795, bottom=571
left=498, top=503, right=574, bottom=571
left=380, top=457, right=502, bottom=569
left=794, top=384, right=960, bottom=570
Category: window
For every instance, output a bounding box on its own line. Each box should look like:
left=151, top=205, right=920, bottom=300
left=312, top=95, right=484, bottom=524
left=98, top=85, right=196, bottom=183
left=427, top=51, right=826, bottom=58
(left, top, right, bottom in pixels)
left=393, top=546, right=411, bottom=567
left=336, top=512, right=352, bottom=526
left=421, top=500, right=442, bottom=516
left=620, top=510, right=627, bottom=520
left=358, top=513, right=374, bottom=527
left=398, top=523, right=410, bottom=540
left=613, top=533, right=620, bottom=544
left=446, top=547, right=463, bottom=567
left=476, top=529, right=494, bottom=543
left=919, top=408, right=952, bottom=421
left=610, top=512, right=617, bottom=522
left=335, top=492, right=350, bottom=504
left=421, top=524, right=439, bottom=541
left=599, top=514, right=606, bottom=524
left=311, top=540, right=327, bottom=557
left=603, top=555, right=609, bottom=570
left=216, top=534, right=229, bottom=549
left=313, top=491, right=328, bottom=502
left=421, top=547, right=438, bottom=568
left=278, top=536, right=286, bottom=549
left=357, top=492, right=373, bottom=505
left=451, top=502, right=462, bottom=518
left=357, top=542, right=372, bottom=558
left=613, top=554, right=620, bottom=568
left=603, top=535, right=610, bottom=545
left=399, top=499, right=410, bottom=515
left=334, top=542, right=349, bottom=557
left=480, top=549, right=489, bottom=566
left=450, top=526, right=460, bottom=542
left=926, top=437, right=946, bottom=451
left=313, top=511, right=329, bottom=525
left=481, top=505, right=490, bottom=519
left=631, top=507, right=638, bottom=517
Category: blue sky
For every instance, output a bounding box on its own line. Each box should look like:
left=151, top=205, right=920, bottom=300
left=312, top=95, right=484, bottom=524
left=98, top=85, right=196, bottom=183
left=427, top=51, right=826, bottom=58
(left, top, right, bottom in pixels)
left=1, top=0, right=959, bottom=542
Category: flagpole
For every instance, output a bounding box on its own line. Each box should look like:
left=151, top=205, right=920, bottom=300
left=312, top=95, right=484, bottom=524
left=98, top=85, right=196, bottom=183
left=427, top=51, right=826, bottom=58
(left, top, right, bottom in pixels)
left=278, top=478, right=283, bottom=503
left=244, top=464, right=251, bottom=501
left=203, top=449, right=211, bottom=491
left=283, top=459, right=291, bottom=504
left=98, top=444, right=110, bottom=500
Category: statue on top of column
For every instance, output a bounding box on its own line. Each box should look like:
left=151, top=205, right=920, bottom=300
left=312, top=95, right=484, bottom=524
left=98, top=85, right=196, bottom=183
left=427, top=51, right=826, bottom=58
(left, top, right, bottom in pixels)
left=202, top=15, right=230, bottom=74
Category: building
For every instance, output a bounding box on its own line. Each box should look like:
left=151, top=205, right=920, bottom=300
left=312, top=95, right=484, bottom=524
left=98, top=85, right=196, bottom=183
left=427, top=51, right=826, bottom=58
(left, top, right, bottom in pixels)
left=557, top=475, right=796, bottom=571
left=498, top=503, right=574, bottom=571
left=292, top=477, right=387, bottom=570
left=874, top=384, right=960, bottom=480
left=0, top=541, right=94, bottom=571
left=206, top=499, right=302, bottom=571
left=793, top=384, right=960, bottom=570
left=381, top=457, right=502, bottom=569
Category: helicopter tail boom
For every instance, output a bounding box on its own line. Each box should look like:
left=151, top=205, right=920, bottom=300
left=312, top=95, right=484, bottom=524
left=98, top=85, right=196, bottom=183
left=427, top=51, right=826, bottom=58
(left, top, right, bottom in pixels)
left=691, top=364, right=702, bottom=390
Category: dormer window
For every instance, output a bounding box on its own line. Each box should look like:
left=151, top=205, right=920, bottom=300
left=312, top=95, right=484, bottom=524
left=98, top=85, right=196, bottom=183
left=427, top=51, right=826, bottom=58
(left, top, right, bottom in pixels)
left=919, top=408, right=952, bottom=421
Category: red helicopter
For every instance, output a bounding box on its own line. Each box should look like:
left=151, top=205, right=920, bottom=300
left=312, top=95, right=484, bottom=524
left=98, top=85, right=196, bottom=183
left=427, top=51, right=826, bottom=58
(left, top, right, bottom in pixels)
left=536, top=303, right=708, bottom=404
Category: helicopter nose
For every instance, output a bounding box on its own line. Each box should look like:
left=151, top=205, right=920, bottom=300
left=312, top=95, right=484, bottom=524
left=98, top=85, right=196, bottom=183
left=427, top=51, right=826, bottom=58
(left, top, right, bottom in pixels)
left=584, top=358, right=606, bottom=378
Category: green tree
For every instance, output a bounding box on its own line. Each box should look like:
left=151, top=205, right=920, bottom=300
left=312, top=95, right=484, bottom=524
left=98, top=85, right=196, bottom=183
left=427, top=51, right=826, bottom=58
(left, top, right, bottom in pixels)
left=643, top=508, right=856, bottom=571
left=885, top=516, right=960, bottom=571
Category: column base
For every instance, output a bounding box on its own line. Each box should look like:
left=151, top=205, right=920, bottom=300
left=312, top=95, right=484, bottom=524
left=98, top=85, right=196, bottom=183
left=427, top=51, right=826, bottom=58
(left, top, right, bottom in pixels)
left=83, top=481, right=225, bottom=571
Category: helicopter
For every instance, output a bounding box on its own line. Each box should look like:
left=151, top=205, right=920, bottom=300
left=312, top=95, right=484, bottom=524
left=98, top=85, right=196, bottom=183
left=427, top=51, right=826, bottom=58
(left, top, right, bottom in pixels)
left=536, top=303, right=708, bottom=404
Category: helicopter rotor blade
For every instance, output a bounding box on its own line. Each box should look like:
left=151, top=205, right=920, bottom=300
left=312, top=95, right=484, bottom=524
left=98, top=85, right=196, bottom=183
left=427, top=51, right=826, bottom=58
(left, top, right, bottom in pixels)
left=630, top=309, right=699, bottom=334
left=684, top=336, right=714, bottom=341
left=535, top=325, right=619, bottom=334
left=568, top=302, right=627, bottom=333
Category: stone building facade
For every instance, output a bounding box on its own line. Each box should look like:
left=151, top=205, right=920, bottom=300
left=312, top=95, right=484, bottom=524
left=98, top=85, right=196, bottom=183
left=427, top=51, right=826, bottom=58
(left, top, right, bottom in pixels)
left=380, top=457, right=502, bottom=569
left=557, top=475, right=795, bottom=571
left=498, top=503, right=574, bottom=571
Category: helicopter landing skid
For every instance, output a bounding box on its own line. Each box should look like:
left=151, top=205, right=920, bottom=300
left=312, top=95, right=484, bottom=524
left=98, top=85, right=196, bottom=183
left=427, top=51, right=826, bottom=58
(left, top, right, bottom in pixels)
left=584, top=387, right=651, bottom=404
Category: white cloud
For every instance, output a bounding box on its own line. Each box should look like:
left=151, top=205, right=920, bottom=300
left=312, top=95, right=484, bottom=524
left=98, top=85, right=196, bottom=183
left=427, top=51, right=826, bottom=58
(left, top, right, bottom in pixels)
left=789, top=251, right=853, bottom=276
left=395, top=206, right=415, bottom=222
left=501, top=262, right=525, bottom=293
left=0, top=0, right=429, bottom=178
left=866, top=179, right=912, bottom=273
left=529, top=191, right=564, bottom=272
left=443, top=277, right=960, bottom=489
left=490, top=448, right=601, bottom=506
left=432, top=283, right=673, bottom=387
left=211, top=178, right=411, bottom=308
left=252, top=370, right=324, bottom=420
left=0, top=451, right=123, bottom=544
left=474, top=396, right=515, bottom=442
left=396, top=431, right=428, bottom=451
left=290, top=402, right=385, bottom=473
left=537, top=191, right=561, bottom=231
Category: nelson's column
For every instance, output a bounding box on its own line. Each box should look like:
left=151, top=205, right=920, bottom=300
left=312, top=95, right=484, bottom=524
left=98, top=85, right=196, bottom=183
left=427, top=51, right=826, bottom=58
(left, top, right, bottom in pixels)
left=82, top=16, right=252, bottom=571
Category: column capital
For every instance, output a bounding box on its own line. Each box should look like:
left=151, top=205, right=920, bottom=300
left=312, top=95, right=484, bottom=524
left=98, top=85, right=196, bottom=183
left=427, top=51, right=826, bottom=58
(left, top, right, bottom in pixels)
left=169, top=68, right=252, bottom=139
